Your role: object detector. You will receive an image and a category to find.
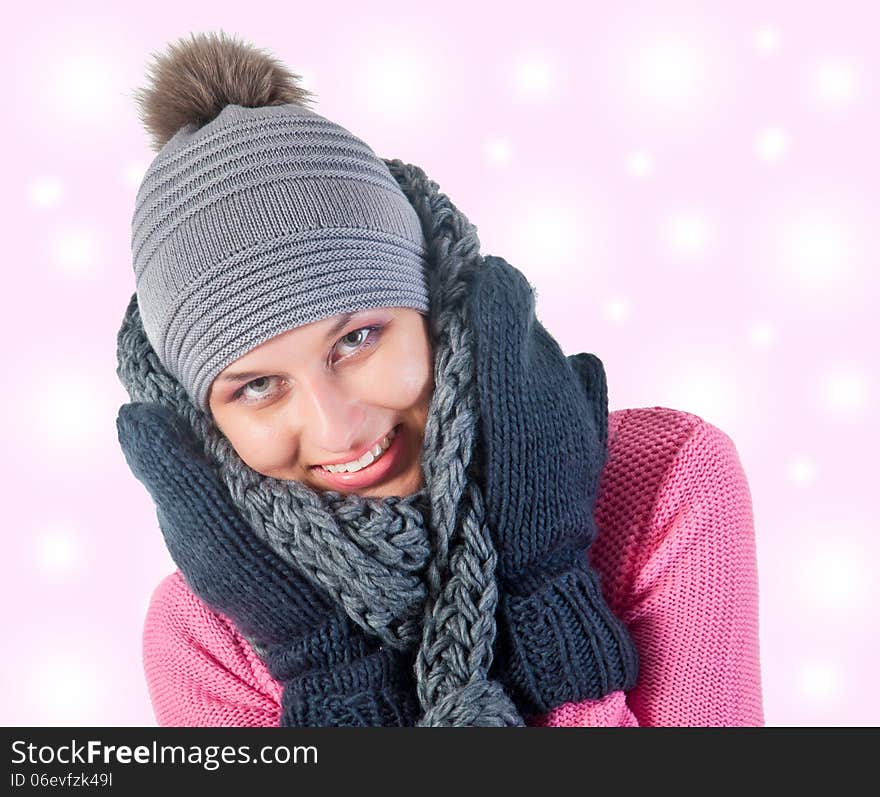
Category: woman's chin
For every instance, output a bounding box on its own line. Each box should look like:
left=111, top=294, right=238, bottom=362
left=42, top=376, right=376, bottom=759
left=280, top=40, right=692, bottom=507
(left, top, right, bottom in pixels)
left=375, top=478, right=424, bottom=499
left=342, top=469, right=424, bottom=499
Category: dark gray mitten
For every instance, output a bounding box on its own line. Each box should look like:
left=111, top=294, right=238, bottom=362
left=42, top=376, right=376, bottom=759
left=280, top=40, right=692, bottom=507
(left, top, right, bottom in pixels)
left=117, top=402, right=420, bottom=727
left=467, top=255, right=639, bottom=716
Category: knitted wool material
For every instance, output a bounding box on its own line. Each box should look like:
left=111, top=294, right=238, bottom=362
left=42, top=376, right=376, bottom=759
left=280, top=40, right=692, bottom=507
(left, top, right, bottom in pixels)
left=133, top=102, right=431, bottom=413
left=142, top=408, right=766, bottom=728
left=117, top=158, right=638, bottom=725
left=119, top=157, right=523, bottom=726
left=117, top=399, right=426, bottom=726
left=466, top=255, right=639, bottom=714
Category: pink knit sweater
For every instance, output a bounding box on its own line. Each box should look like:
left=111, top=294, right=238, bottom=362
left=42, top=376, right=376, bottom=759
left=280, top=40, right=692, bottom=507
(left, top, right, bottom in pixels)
left=142, top=407, right=765, bottom=727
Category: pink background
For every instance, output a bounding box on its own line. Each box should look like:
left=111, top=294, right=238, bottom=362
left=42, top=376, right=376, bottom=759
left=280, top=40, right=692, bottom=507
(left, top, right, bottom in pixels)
left=2, top=0, right=877, bottom=726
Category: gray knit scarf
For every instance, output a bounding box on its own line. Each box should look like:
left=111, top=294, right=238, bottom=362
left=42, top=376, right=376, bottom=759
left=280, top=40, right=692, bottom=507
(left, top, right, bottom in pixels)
left=117, top=157, right=527, bottom=726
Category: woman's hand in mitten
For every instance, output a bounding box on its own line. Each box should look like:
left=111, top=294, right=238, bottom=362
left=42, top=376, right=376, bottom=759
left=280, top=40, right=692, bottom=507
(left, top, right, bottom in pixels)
left=116, top=402, right=420, bottom=726
left=466, top=255, right=639, bottom=716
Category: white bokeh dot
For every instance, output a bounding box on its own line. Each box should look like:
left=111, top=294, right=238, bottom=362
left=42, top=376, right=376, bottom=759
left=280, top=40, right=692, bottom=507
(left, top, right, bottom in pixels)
left=122, top=161, right=148, bottom=189
left=821, top=368, right=868, bottom=417
left=357, top=52, right=429, bottom=117
left=782, top=217, right=853, bottom=287
left=663, top=360, right=737, bottom=427
left=749, top=321, right=777, bottom=348
left=28, top=653, right=102, bottom=724
left=665, top=211, right=712, bottom=255
left=755, top=26, right=780, bottom=54
left=813, top=61, right=857, bottom=105
left=52, top=227, right=99, bottom=275
left=30, top=368, right=105, bottom=453
left=603, top=297, right=632, bottom=325
left=50, top=51, right=117, bottom=120
left=515, top=206, right=579, bottom=267
left=293, top=67, right=318, bottom=97
left=796, top=535, right=870, bottom=614
left=797, top=661, right=840, bottom=704
left=486, top=138, right=514, bottom=165
left=513, top=55, right=558, bottom=99
left=628, top=37, right=707, bottom=107
left=35, top=521, right=82, bottom=574
left=788, top=457, right=818, bottom=486
left=27, top=176, right=64, bottom=209
left=755, top=126, right=789, bottom=163
left=626, top=150, right=654, bottom=178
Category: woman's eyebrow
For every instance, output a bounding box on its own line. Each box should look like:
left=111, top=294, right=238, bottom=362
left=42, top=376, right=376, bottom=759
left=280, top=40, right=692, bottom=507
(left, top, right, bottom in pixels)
left=219, top=370, right=267, bottom=384
left=218, top=312, right=358, bottom=384
left=323, top=311, right=356, bottom=341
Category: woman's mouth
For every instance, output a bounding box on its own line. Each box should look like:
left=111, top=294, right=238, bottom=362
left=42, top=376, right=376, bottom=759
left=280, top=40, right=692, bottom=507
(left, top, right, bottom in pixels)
left=309, top=424, right=405, bottom=490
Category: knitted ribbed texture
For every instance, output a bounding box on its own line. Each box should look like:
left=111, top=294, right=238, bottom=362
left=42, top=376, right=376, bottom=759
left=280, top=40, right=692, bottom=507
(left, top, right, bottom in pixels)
left=142, top=408, right=765, bottom=726
left=493, top=557, right=640, bottom=715
left=120, top=157, right=541, bottom=727
left=132, top=103, right=430, bottom=411
left=280, top=646, right=422, bottom=727
left=125, top=35, right=639, bottom=728
left=117, top=402, right=423, bottom=727
left=466, top=256, right=639, bottom=715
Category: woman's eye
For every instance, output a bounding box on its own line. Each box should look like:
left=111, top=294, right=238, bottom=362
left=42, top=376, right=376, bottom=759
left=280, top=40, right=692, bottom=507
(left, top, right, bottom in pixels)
left=334, top=325, right=381, bottom=359
left=232, top=325, right=383, bottom=405
left=238, top=376, right=275, bottom=403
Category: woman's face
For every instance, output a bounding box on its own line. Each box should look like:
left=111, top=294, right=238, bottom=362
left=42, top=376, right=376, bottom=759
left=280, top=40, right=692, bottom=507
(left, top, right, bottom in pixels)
left=208, top=307, right=434, bottom=498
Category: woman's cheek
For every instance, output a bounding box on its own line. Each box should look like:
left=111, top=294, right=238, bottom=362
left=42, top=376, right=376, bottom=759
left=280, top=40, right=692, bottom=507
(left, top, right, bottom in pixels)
left=379, top=354, right=432, bottom=408
left=377, top=325, right=433, bottom=409
left=233, top=417, right=296, bottom=474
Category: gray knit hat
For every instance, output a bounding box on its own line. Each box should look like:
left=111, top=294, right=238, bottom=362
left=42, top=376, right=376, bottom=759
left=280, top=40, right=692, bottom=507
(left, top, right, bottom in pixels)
left=130, top=32, right=430, bottom=412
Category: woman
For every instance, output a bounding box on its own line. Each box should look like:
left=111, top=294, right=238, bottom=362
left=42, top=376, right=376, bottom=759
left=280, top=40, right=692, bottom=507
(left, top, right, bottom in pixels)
left=117, top=31, right=764, bottom=726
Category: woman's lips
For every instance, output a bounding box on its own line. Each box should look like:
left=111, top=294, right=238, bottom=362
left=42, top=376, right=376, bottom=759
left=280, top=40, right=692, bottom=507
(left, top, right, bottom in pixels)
left=310, top=424, right=405, bottom=490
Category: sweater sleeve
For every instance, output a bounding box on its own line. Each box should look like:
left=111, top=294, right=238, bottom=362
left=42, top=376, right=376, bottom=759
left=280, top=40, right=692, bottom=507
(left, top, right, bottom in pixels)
left=143, top=412, right=764, bottom=728
left=142, top=571, right=282, bottom=727
left=529, top=414, right=764, bottom=727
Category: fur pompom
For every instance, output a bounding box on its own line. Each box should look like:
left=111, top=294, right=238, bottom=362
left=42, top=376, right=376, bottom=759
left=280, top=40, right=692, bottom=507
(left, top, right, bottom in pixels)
left=133, top=29, right=315, bottom=152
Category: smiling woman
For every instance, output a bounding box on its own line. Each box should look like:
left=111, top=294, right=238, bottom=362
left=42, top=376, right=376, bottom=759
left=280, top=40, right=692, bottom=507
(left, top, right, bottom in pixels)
left=207, top=307, right=434, bottom=498
left=115, top=29, right=641, bottom=729
left=115, top=28, right=761, bottom=732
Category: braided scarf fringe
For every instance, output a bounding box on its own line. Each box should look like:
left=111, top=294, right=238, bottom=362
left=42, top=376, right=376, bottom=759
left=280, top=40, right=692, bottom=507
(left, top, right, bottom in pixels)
left=116, top=158, right=525, bottom=726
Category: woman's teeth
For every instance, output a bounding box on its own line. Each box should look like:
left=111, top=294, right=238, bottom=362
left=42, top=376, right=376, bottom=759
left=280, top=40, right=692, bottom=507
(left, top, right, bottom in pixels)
left=321, top=426, right=397, bottom=473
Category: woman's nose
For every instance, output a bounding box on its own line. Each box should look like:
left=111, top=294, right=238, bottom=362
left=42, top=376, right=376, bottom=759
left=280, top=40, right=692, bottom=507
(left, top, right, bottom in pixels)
left=297, top=372, right=366, bottom=453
